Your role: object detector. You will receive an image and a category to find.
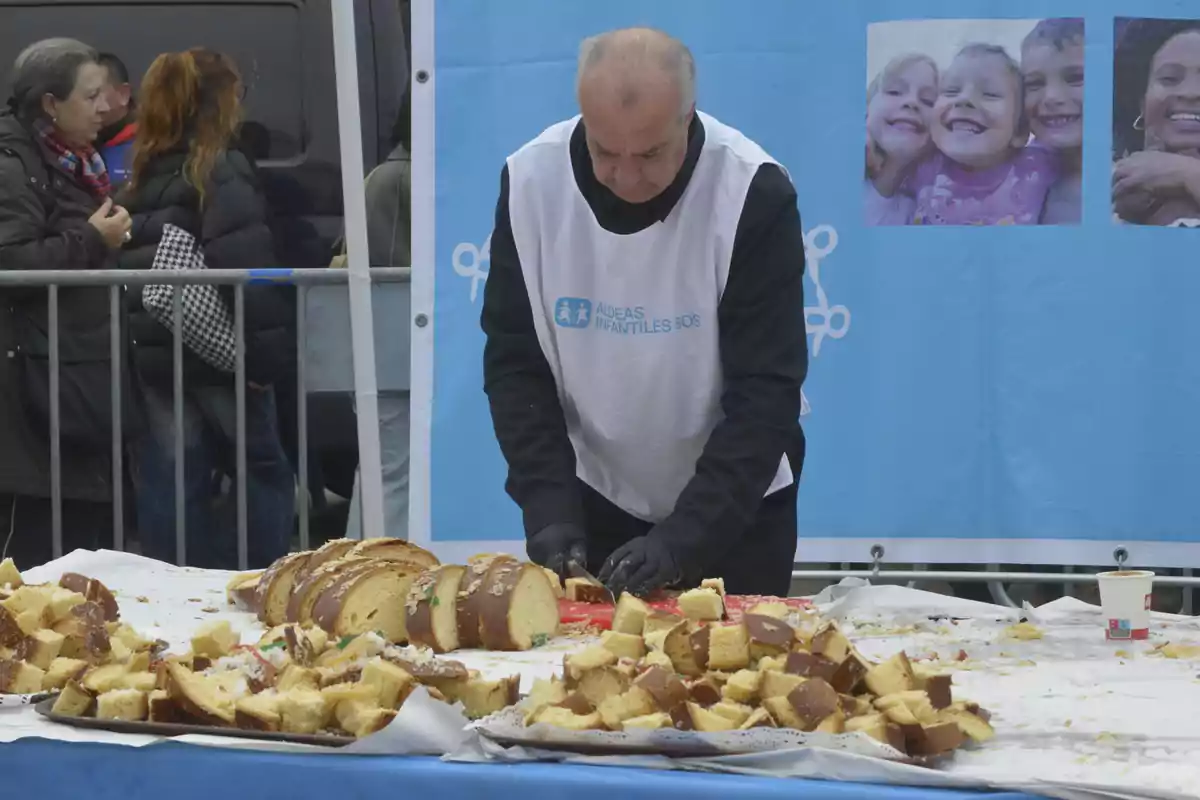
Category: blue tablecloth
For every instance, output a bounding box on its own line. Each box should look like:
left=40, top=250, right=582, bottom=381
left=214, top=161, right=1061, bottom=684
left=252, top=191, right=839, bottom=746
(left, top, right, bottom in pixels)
left=0, top=738, right=1038, bottom=800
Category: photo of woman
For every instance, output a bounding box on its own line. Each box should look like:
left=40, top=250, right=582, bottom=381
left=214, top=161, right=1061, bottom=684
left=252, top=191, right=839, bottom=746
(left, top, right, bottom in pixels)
left=865, top=18, right=1084, bottom=227
left=1112, top=18, right=1200, bottom=227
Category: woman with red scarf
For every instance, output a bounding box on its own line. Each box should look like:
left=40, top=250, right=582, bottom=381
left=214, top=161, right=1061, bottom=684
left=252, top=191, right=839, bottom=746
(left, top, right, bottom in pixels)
left=0, top=38, right=138, bottom=567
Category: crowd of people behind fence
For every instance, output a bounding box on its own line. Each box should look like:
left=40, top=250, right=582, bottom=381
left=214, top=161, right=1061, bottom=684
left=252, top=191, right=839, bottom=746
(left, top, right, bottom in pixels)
left=0, top=38, right=412, bottom=570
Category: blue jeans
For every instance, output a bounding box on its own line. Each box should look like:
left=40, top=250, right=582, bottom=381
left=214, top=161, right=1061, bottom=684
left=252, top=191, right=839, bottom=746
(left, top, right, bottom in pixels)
left=135, top=384, right=294, bottom=568
left=345, top=392, right=409, bottom=540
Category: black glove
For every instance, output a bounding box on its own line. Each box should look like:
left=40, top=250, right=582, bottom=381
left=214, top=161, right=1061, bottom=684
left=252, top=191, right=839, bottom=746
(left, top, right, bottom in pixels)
left=526, top=522, right=587, bottom=579
left=596, top=533, right=682, bottom=598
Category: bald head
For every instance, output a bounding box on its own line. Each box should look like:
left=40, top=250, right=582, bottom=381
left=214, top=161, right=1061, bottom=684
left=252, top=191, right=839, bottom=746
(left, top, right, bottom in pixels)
left=575, top=28, right=697, bottom=204
left=577, top=28, right=696, bottom=118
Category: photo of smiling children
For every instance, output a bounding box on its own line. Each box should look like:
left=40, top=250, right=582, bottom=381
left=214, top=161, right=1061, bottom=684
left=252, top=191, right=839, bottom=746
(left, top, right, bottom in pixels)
left=1113, top=19, right=1200, bottom=227
left=865, top=19, right=1084, bottom=227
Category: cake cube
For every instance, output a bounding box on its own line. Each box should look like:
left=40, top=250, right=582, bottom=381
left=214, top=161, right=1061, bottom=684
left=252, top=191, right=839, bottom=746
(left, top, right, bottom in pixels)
left=360, top=657, right=415, bottom=708
left=597, top=686, right=657, bottom=730
left=721, top=668, right=762, bottom=704
left=51, top=680, right=95, bottom=716
left=17, top=628, right=65, bottom=670
left=0, top=558, right=22, bottom=589
left=600, top=630, right=645, bottom=661
left=0, top=659, right=44, bottom=694
left=277, top=689, right=331, bottom=734
left=42, top=657, right=88, bottom=690
left=611, top=592, right=649, bottom=635
left=677, top=587, right=724, bottom=622
left=620, top=711, right=671, bottom=730
left=96, top=689, right=148, bottom=721
left=530, top=705, right=602, bottom=730
left=708, top=701, right=753, bottom=726
left=190, top=620, right=240, bottom=659
left=706, top=623, right=750, bottom=671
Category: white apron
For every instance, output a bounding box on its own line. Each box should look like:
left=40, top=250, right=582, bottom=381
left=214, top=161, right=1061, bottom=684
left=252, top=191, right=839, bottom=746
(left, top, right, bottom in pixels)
left=506, top=111, right=793, bottom=522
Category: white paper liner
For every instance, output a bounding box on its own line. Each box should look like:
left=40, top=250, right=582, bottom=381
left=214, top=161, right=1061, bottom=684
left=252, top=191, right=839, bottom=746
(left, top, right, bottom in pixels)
left=10, top=552, right=1200, bottom=799
left=343, top=686, right=473, bottom=755
left=472, top=705, right=908, bottom=760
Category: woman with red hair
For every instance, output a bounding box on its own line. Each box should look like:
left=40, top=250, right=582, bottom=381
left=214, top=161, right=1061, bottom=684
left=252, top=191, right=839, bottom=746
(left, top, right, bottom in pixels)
left=119, top=48, right=294, bottom=568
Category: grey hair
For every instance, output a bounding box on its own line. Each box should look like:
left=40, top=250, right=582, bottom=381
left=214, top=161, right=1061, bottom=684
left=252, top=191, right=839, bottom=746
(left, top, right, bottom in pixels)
left=577, top=29, right=696, bottom=118
left=9, top=38, right=99, bottom=121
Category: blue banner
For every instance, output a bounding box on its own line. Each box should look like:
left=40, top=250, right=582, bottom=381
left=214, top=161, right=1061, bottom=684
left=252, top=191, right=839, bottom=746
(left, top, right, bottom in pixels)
left=410, top=0, right=1200, bottom=566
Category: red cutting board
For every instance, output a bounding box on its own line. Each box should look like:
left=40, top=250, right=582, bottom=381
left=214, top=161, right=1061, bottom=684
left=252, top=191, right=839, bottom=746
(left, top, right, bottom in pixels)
left=558, top=594, right=811, bottom=629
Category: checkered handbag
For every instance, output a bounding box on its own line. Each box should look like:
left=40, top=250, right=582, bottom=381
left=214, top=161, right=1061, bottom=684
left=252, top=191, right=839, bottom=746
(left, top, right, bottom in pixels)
left=142, top=223, right=237, bottom=372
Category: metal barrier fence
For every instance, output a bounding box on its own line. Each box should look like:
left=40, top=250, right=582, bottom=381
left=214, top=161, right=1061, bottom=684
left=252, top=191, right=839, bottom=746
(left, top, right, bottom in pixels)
left=0, top=267, right=409, bottom=570
left=792, top=548, right=1200, bottom=612
left=6, top=265, right=1198, bottom=612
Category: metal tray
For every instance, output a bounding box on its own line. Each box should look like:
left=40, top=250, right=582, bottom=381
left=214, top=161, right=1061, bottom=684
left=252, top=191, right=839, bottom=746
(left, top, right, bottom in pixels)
left=34, top=698, right=353, bottom=747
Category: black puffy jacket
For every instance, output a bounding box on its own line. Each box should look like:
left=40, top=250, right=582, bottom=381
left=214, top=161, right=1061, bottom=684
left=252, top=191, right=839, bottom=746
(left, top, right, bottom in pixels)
left=0, top=109, right=126, bottom=502
left=118, top=148, right=295, bottom=387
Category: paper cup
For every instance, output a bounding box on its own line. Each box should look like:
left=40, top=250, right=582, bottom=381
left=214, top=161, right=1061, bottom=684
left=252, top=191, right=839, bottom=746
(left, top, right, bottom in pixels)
left=1096, top=570, right=1155, bottom=640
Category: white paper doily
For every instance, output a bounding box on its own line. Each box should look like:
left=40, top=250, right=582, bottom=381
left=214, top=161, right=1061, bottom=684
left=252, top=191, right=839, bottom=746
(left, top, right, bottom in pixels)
left=473, top=706, right=909, bottom=761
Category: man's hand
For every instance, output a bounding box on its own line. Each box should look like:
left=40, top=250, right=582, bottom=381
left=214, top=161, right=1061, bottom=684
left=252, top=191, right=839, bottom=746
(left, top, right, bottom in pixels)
left=526, top=522, right=586, bottom=580
left=597, top=534, right=682, bottom=598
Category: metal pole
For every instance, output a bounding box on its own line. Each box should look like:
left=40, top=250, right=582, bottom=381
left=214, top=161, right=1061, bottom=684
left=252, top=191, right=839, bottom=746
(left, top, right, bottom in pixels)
left=235, top=285, right=248, bottom=570
left=791, top=568, right=1200, bottom=587
left=48, top=286, right=62, bottom=560
left=331, top=0, right=386, bottom=540
left=172, top=288, right=186, bottom=566
left=1185, top=569, right=1195, bottom=616
left=109, top=286, right=123, bottom=552
left=987, top=563, right=1017, bottom=607
left=0, top=267, right=411, bottom=287
left=296, top=285, right=310, bottom=552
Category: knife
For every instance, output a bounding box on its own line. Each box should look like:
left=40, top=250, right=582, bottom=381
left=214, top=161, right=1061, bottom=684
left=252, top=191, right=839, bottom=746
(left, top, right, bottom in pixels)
left=565, top=560, right=616, bottom=604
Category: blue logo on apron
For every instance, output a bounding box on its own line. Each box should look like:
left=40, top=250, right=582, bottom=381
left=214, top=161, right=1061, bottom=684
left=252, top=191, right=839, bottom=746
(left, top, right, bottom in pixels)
left=554, top=297, right=592, bottom=329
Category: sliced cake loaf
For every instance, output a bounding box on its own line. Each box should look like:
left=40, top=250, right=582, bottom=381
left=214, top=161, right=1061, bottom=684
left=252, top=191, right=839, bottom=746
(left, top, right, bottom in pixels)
left=256, top=552, right=313, bottom=626
left=455, top=555, right=517, bottom=650
left=540, top=567, right=564, bottom=598
left=347, top=539, right=439, bottom=569
left=225, top=571, right=262, bottom=613
left=405, top=565, right=467, bottom=653
left=311, top=561, right=424, bottom=643
left=289, top=538, right=359, bottom=588
left=286, top=556, right=375, bottom=624
left=479, top=561, right=561, bottom=651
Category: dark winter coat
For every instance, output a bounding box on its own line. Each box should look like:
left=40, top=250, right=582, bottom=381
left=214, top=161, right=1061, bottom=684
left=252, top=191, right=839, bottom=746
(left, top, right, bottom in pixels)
left=0, top=109, right=130, bottom=502
left=118, top=148, right=295, bottom=388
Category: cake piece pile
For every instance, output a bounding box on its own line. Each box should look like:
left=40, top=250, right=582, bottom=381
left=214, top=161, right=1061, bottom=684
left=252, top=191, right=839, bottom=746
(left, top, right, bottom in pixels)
left=232, top=543, right=561, bottom=654
left=522, top=587, right=995, bottom=759
left=0, top=559, right=159, bottom=695
left=51, top=620, right=521, bottom=737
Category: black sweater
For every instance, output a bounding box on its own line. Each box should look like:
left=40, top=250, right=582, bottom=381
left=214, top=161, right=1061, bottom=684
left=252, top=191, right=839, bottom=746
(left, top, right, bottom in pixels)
left=118, top=149, right=295, bottom=388
left=481, top=115, right=808, bottom=565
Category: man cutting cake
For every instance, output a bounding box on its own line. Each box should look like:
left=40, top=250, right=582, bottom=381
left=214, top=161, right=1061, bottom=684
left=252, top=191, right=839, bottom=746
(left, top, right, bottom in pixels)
left=481, top=27, right=808, bottom=598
